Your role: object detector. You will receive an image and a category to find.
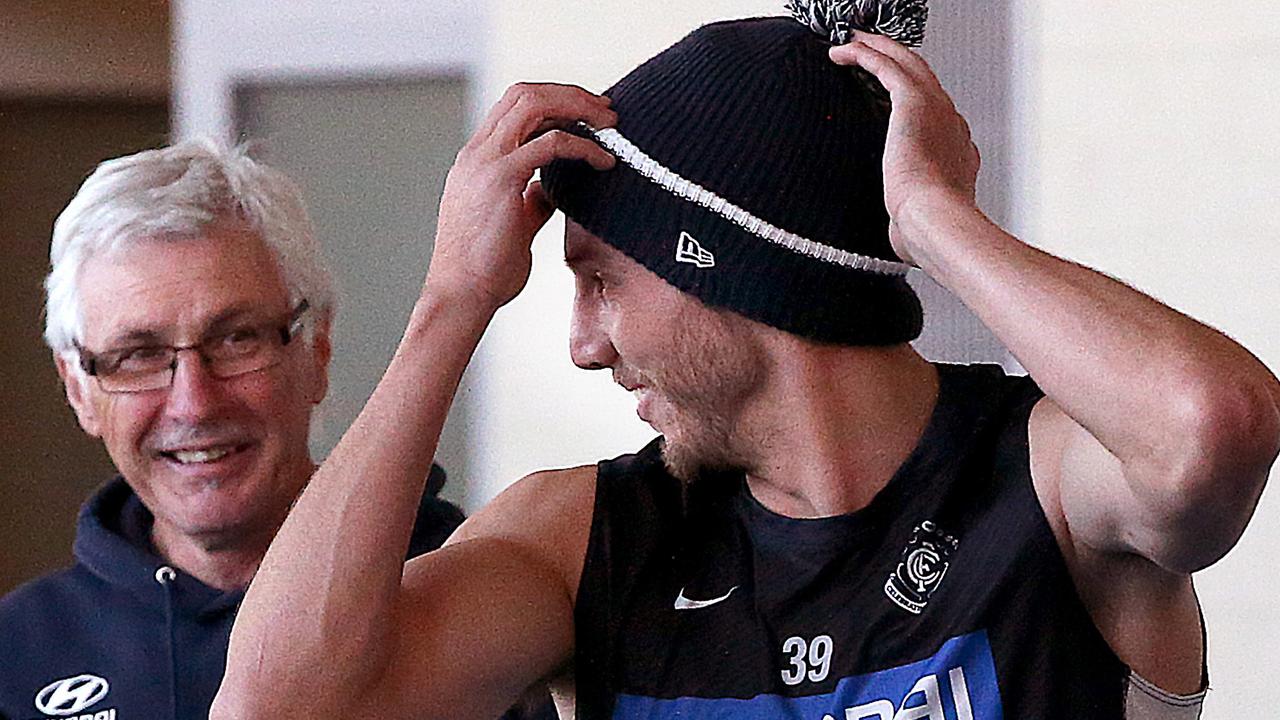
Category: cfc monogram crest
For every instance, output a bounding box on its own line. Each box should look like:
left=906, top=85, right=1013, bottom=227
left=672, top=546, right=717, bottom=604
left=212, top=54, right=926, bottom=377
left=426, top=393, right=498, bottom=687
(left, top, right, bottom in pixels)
left=885, top=520, right=959, bottom=615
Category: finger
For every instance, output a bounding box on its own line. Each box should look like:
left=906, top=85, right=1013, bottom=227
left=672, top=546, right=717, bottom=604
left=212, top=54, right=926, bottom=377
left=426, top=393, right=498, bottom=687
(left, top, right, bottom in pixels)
left=507, top=130, right=616, bottom=178
left=522, top=116, right=597, bottom=146
left=848, top=30, right=941, bottom=88
left=488, top=84, right=617, bottom=156
left=467, top=83, right=612, bottom=153
left=828, top=42, right=918, bottom=99
left=469, top=89, right=524, bottom=148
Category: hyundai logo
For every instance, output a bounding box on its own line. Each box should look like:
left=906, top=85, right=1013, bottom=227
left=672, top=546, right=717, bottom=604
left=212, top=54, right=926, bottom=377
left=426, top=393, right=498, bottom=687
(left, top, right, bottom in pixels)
left=35, top=674, right=110, bottom=716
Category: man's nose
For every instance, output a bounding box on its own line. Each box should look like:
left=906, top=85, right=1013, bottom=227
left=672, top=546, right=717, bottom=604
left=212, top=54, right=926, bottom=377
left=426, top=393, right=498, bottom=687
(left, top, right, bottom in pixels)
left=163, top=349, right=224, bottom=418
left=569, top=299, right=618, bottom=371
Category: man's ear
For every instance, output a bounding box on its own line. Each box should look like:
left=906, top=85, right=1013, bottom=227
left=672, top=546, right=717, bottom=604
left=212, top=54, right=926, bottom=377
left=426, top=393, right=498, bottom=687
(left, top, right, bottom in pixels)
left=306, top=315, right=333, bottom=405
left=55, top=354, right=102, bottom=437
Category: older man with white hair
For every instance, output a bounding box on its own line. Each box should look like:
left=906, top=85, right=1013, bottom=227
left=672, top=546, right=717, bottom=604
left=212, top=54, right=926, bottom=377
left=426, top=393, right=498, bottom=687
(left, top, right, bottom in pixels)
left=0, top=140, right=464, bottom=720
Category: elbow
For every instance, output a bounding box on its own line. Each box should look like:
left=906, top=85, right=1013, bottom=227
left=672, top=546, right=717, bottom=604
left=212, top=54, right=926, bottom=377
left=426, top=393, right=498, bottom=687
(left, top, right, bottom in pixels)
left=1175, top=371, right=1280, bottom=494
left=1162, top=366, right=1280, bottom=489
left=210, top=691, right=310, bottom=720
left=1140, top=375, right=1280, bottom=572
left=210, top=670, right=297, bottom=720
left=209, top=690, right=250, bottom=720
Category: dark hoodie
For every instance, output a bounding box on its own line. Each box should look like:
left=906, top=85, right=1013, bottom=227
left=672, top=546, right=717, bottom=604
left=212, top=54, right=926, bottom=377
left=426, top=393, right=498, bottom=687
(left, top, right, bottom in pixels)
left=0, top=467, right=464, bottom=720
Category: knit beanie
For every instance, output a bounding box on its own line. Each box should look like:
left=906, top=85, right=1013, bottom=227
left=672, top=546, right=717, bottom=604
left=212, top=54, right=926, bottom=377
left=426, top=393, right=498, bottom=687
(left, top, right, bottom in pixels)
left=542, top=3, right=928, bottom=346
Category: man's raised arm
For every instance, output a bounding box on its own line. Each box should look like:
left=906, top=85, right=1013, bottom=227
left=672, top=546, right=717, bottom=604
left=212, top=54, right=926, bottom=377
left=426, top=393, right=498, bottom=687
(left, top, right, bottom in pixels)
left=211, top=84, right=616, bottom=720
left=832, top=32, right=1280, bottom=575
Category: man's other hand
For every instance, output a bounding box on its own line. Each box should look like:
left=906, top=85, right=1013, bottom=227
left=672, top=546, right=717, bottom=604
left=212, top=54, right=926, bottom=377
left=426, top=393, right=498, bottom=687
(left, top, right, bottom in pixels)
left=829, top=31, right=980, bottom=265
left=427, top=83, right=617, bottom=311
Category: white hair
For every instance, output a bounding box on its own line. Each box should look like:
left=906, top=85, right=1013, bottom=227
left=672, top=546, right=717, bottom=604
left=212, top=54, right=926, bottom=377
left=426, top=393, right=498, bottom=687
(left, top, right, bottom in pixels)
left=44, top=138, right=336, bottom=359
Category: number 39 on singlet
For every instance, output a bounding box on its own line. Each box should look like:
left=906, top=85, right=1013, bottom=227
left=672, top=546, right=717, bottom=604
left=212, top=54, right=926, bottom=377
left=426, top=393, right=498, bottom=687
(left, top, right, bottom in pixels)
left=781, top=634, right=834, bottom=685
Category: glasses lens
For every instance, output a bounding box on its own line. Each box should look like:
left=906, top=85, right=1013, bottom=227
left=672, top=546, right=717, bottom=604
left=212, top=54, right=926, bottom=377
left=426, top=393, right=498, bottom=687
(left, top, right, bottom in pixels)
left=97, top=368, right=173, bottom=393
left=208, top=353, right=279, bottom=379
left=91, top=346, right=174, bottom=393
left=204, top=325, right=285, bottom=379
left=90, top=307, right=305, bottom=392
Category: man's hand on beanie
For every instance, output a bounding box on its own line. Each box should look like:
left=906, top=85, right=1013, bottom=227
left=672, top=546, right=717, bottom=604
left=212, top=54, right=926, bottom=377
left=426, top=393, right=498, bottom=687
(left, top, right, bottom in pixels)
left=426, top=83, right=617, bottom=312
left=829, top=30, right=981, bottom=265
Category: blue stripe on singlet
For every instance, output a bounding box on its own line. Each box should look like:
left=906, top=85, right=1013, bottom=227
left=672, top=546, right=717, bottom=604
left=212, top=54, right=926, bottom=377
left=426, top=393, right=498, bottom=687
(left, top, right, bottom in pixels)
left=613, top=630, right=1003, bottom=720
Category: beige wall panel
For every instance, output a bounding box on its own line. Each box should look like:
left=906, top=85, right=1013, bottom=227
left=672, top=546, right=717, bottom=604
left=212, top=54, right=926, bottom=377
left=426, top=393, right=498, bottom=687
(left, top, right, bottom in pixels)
left=0, top=0, right=169, bottom=99
left=0, top=102, right=168, bottom=593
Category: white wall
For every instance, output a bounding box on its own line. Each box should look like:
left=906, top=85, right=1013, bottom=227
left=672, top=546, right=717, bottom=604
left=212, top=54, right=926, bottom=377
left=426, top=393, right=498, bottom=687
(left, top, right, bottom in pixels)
left=1031, top=2, right=1280, bottom=714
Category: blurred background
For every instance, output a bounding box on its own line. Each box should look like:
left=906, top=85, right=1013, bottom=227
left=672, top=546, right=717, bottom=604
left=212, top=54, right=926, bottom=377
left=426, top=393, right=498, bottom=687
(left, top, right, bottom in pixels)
left=2, top=1, right=1277, bottom=715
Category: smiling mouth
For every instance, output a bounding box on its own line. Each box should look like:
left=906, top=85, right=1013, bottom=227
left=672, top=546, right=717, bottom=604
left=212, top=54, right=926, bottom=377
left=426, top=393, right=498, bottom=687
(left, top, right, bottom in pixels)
left=615, top=376, right=646, bottom=393
left=158, top=445, right=247, bottom=465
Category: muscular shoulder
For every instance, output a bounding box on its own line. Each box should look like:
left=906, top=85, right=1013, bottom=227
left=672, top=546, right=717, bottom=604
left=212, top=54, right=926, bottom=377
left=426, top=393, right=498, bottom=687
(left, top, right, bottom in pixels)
left=446, top=464, right=598, bottom=602
left=1027, top=397, right=1175, bottom=567
left=1027, top=398, right=1204, bottom=693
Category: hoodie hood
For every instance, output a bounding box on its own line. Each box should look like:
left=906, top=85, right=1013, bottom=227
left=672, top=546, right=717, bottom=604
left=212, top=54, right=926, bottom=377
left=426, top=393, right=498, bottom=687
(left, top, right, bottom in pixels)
left=73, top=478, right=243, bottom=617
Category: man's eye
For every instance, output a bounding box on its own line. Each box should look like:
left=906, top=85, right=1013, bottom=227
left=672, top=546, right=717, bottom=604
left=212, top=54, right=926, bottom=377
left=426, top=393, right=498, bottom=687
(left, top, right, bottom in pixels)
left=219, top=328, right=266, bottom=350
left=116, top=347, right=171, bottom=371
left=204, top=327, right=271, bottom=359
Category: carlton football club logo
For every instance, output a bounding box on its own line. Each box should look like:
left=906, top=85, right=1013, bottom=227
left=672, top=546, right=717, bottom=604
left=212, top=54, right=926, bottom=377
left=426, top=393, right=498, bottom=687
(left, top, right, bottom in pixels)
left=885, top=521, right=959, bottom=615
left=33, top=674, right=115, bottom=719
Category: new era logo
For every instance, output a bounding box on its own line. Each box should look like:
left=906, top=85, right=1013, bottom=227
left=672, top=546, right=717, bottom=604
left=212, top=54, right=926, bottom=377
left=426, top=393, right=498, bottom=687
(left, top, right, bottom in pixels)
left=676, top=231, right=715, bottom=269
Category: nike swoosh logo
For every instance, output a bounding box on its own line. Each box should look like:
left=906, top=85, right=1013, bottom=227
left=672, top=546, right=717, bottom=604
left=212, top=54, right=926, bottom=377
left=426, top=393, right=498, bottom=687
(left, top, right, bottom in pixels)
left=673, top=585, right=739, bottom=611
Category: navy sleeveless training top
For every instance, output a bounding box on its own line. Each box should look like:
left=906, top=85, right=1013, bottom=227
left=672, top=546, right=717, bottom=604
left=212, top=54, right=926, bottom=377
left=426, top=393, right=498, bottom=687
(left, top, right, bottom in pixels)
left=572, top=363, right=1205, bottom=719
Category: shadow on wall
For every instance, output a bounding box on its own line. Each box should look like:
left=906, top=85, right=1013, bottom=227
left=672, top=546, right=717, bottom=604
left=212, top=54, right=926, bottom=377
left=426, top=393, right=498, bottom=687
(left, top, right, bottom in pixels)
left=911, top=0, right=1021, bottom=369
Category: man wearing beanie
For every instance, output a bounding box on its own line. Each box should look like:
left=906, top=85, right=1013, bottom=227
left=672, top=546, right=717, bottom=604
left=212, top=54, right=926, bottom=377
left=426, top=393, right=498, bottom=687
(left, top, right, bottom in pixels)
left=214, top=7, right=1279, bottom=720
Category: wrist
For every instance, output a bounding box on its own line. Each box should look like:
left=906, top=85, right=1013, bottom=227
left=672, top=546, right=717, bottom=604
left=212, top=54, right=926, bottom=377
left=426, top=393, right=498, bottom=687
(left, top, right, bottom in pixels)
left=406, top=275, right=502, bottom=342
left=421, top=270, right=507, bottom=316
left=895, top=186, right=978, bottom=230
left=891, top=187, right=986, bottom=267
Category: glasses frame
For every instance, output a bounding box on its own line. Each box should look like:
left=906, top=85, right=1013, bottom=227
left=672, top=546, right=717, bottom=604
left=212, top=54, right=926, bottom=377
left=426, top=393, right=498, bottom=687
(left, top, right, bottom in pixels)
left=74, top=299, right=310, bottom=394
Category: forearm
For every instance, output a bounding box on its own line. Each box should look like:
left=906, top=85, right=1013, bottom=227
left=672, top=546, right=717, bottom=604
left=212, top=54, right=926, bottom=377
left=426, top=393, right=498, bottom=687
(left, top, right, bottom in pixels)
left=902, top=190, right=1280, bottom=479
left=216, top=285, right=497, bottom=717
left=833, top=28, right=1277, bottom=569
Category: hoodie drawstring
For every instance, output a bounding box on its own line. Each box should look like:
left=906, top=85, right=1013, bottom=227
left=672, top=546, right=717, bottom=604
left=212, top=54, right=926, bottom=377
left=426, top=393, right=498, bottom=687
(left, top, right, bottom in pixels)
left=155, top=566, right=178, bottom=720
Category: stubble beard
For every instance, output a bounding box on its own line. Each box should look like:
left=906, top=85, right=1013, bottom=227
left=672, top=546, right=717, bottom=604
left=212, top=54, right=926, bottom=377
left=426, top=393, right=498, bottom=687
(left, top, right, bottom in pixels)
left=659, top=408, right=740, bottom=483
left=641, top=310, right=766, bottom=484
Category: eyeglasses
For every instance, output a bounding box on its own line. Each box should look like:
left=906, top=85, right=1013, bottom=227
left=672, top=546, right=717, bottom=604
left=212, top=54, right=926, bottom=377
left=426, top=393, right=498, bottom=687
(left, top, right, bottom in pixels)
left=75, top=300, right=311, bottom=394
